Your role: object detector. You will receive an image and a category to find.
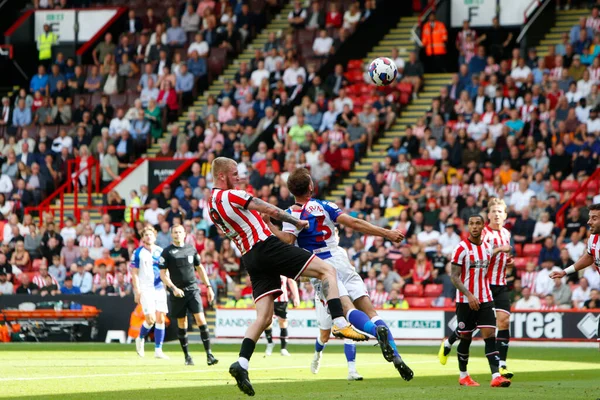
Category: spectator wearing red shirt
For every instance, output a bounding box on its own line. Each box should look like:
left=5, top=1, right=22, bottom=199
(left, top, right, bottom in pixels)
left=394, top=246, right=415, bottom=282
left=411, top=252, right=432, bottom=284
left=157, top=81, right=179, bottom=122
left=325, top=2, right=343, bottom=29
left=254, top=151, right=281, bottom=176
left=240, top=274, right=253, bottom=298
left=324, top=140, right=342, bottom=171
left=413, top=149, right=435, bottom=179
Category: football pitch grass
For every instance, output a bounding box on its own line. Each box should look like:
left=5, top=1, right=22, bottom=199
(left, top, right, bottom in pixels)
left=1, top=343, right=599, bottom=399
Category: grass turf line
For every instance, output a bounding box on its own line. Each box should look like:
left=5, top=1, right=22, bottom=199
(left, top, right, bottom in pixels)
left=0, top=344, right=598, bottom=399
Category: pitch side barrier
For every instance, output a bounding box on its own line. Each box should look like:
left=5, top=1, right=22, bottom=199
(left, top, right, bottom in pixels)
left=215, top=308, right=600, bottom=342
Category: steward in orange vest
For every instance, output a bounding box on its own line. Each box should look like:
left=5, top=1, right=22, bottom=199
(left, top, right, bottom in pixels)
left=421, top=14, right=448, bottom=56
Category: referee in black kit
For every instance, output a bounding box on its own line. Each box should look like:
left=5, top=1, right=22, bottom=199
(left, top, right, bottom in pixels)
left=159, top=223, right=218, bottom=366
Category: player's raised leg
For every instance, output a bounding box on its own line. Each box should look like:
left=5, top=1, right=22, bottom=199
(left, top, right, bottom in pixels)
left=353, top=295, right=413, bottom=381
left=230, top=294, right=275, bottom=397
left=439, top=329, right=460, bottom=365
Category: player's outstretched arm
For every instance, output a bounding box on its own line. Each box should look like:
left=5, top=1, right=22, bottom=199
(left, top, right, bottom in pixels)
left=550, top=252, right=594, bottom=278
left=248, top=197, right=308, bottom=230
left=450, top=263, right=479, bottom=310
left=336, top=214, right=404, bottom=243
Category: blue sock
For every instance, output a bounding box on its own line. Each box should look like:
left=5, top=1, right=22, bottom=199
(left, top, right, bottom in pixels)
left=154, top=323, right=165, bottom=349
left=347, top=309, right=377, bottom=336
left=315, top=338, right=325, bottom=352
left=344, top=339, right=356, bottom=362
left=139, top=321, right=152, bottom=339
left=372, top=317, right=399, bottom=357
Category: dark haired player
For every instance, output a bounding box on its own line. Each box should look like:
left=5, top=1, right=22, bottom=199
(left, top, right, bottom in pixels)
left=449, top=215, right=511, bottom=388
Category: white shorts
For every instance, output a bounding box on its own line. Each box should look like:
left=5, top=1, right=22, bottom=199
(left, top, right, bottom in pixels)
left=140, top=287, right=168, bottom=315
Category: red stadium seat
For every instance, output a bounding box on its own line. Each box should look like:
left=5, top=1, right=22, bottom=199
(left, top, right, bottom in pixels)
left=406, top=297, right=430, bottom=308
left=31, top=259, right=44, bottom=271
left=347, top=59, right=364, bottom=71
left=403, top=284, right=423, bottom=297
left=399, top=92, right=410, bottom=105
left=587, top=180, right=599, bottom=193
left=560, top=180, right=579, bottom=192
left=397, top=82, right=412, bottom=94
left=344, top=70, right=364, bottom=83
left=424, top=284, right=443, bottom=298
left=513, top=243, right=523, bottom=257
left=443, top=297, right=455, bottom=307
left=522, top=243, right=541, bottom=257
left=513, top=257, right=529, bottom=271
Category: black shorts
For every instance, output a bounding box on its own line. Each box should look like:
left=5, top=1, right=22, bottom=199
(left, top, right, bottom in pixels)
left=170, top=287, right=203, bottom=319
left=274, top=302, right=288, bottom=319
left=455, top=301, right=496, bottom=334
left=242, top=236, right=315, bottom=302
left=490, top=285, right=511, bottom=314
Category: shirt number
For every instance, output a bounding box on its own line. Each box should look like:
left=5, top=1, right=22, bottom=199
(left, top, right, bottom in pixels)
left=314, top=215, right=332, bottom=242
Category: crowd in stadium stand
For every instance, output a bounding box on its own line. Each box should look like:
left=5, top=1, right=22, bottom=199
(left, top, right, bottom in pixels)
left=1, top=1, right=599, bottom=313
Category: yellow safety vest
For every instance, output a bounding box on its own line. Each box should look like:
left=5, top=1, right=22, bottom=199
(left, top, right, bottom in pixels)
left=125, top=196, right=142, bottom=223
left=38, top=32, right=58, bottom=61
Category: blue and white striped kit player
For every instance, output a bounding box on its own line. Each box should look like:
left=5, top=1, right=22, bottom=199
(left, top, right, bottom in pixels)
left=131, top=245, right=168, bottom=358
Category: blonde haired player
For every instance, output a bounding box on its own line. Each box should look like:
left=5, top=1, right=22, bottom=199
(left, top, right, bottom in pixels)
left=131, top=226, right=169, bottom=359
left=439, top=198, right=514, bottom=379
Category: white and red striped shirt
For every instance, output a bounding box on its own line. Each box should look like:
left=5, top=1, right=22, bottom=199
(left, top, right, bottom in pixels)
left=451, top=239, right=494, bottom=303
left=520, top=104, right=537, bottom=123
left=93, top=273, right=115, bottom=286
left=328, top=129, right=345, bottom=143
left=589, top=67, right=600, bottom=84
left=208, top=188, right=272, bottom=255
left=506, top=181, right=519, bottom=195
left=275, top=276, right=289, bottom=303
left=540, top=304, right=558, bottom=311
left=78, top=235, right=95, bottom=248
left=370, top=290, right=389, bottom=308
left=550, top=67, right=562, bottom=80
left=521, top=271, right=537, bottom=289
left=448, top=184, right=462, bottom=198
left=364, top=277, right=377, bottom=293
left=481, top=111, right=496, bottom=125
left=33, top=274, right=59, bottom=288
left=587, top=234, right=600, bottom=274
left=483, top=226, right=511, bottom=286
left=586, top=16, right=600, bottom=32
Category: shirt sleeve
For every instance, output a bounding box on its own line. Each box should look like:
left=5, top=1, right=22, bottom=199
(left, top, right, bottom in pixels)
left=193, top=250, right=202, bottom=267
left=319, top=200, right=342, bottom=222
left=158, top=249, right=168, bottom=270
left=451, top=245, right=466, bottom=266
left=282, top=209, right=301, bottom=237
left=130, top=248, right=140, bottom=269
left=227, top=190, right=253, bottom=209
left=588, top=235, right=594, bottom=256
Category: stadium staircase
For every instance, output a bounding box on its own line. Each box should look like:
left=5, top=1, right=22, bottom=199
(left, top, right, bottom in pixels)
left=537, top=9, right=591, bottom=57
left=324, top=14, right=452, bottom=201
left=145, top=1, right=295, bottom=157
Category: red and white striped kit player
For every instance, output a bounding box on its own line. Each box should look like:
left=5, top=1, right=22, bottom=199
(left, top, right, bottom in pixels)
left=483, top=226, right=511, bottom=286
left=275, top=276, right=289, bottom=303
left=369, top=290, right=389, bottom=308
left=520, top=271, right=537, bottom=290
left=208, top=188, right=272, bottom=255
left=451, top=239, right=494, bottom=303
left=587, top=234, right=600, bottom=274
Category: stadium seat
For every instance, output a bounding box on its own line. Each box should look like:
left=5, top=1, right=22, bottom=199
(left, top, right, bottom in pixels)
left=403, top=284, right=423, bottom=297
left=443, top=297, right=455, bottom=307
left=513, top=257, right=528, bottom=271
left=513, top=243, right=523, bottom=257
left=347, top=59, right=363, bottom=71
left=522, top=244, right=541, bottom=258
left=423, top=284, right=443, bottom=297
left=587, top=180, right=599, bottom=193
left=560, top=180, right=579, bottom=192
left=31, top=259, right=44, bottom=271
left=551, top=180, right=560, bottom=192
left=340, top=148, right=355, bottom=172
left=406, top=297, right=430, bottom=308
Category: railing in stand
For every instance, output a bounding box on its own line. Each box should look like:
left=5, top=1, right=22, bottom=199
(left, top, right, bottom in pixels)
left=556, top=168, right=600, bottom=229
left=24, top=157, right=101, bottom=228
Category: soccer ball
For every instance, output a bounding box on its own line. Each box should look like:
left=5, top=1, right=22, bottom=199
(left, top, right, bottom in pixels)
left=368, top=57, right=398, bottom=86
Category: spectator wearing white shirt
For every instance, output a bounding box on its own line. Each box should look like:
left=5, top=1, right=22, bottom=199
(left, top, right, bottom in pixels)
left=97, top=223, right=116, bottom=250
left=572, top=277, right=592, bottom=308
left=510, top=58, right=532, bottom=88
left=565, top=232, right=586, bottom=261
left=333, top=88, right=354, bottom=113
left=391, top=48, right=405, bottom=78
left=565, top=81, right=583, bottom=104
left=143, top=198, right=164, bottom=226
left=575, top=98, right=591, bottom=122
left=534, top=263, right=563, bottom=297
left=577, top=70, right=594, bottom=97
left=514, top=287, right=541, bottom=310
left=466, top=113, right=487, bottom=142
left=312, top=29, right=333, bottom=57
left=426, top=137, right=442, bottom=159
left=72, top=264, right=93, bottom=294
left=438, top=224, right=461, bottom=257
left=0, top=174, right=13, bottom=195
left=342, top=3, right=361, bottom=30
left=282, top=60, right=306, bottom=87
left=51, top=128, right=73, bottom=154
left=250, top=61, right=270, bottom=88
left=59, top=217, right=77, bottom=242
left=584, top=267, right=600, bottom=290
left=417, top=223, right=440, bottom=256
left=510, top=178, right=536, bottom=212
left=0, top=272, right=13, bottom=294
left=587, top=108, right=600, bottom=132
left=108, top=108, right=131, bottom=138
left=188, top=32, right=209, bottom=57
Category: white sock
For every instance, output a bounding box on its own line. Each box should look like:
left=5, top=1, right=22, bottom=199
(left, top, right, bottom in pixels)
left=142, top=321, right=153, bottom=329
left=348, top=361, right=357, bottom=373
left=333, top=317, right=348, bottom=328
left=459, top=371, right=469, bottom=379
left=492, top=372, right=501, bottom=379
left=499, top=360, right=507, bottom=368
left=238, top=357, right=250, bottom=370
